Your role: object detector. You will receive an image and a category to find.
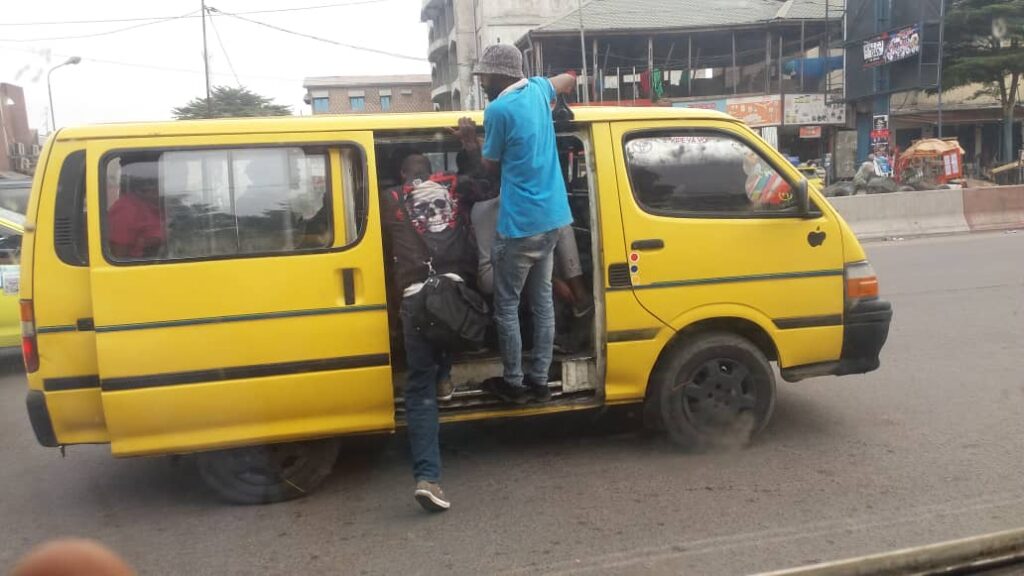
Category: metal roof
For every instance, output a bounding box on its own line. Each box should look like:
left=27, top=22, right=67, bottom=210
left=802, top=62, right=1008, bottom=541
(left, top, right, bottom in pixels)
left=532, top=0, right=842, bottom=34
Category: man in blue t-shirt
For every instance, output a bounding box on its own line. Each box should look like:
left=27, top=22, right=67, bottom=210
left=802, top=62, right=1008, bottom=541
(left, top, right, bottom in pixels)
left=451, top=44, right=577, bottom=404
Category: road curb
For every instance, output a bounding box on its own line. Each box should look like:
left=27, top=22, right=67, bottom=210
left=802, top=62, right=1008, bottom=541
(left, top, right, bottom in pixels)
left=755, top=526, right=1024, bottom=576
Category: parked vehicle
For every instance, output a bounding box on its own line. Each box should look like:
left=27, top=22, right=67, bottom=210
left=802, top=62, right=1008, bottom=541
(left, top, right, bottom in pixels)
left=22, top=108, right=892, bottom=503
left=0, top=179, right=29, bottom=352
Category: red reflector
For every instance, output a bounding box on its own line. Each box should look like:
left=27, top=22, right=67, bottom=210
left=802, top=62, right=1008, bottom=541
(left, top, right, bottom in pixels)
left=20, top=299, right=38, bottom=373
left=22, top=336, right=38, bottom=373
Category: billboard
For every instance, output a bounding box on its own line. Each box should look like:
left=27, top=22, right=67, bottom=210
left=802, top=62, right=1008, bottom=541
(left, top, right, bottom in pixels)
left=784, top=94, right=847, bottom=125
left=842, top=0, right=942, bottom=101
left=673, top=96, right=781, bottom=127
left=863, top=25, right=921, bottom=68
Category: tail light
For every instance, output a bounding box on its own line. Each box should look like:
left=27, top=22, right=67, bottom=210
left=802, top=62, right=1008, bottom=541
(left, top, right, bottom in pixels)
left=845, top=261, right=879, bottom=306
left=20, top=299, right=39, bottom=373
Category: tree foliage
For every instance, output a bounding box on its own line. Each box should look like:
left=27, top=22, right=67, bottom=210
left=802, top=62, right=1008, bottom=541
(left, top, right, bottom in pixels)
left=943, top=0, right=1024, bottom=160
left=172, top=86, right=292, bottom=120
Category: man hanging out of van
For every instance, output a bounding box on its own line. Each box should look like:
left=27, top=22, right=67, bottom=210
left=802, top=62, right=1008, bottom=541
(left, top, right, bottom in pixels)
left=381, top=149, right=492, bottom=513
left=451, top=44, right=578, bottom=404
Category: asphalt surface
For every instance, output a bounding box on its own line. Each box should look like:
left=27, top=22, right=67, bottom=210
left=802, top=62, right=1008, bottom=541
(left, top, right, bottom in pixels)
left=1, top=231, right=1022, bottom=575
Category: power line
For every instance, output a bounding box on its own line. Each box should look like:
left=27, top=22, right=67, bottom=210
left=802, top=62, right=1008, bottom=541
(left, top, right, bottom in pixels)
left=0, top=44, right=303, bottom=83
left=0, top=0, right=398, bottom=27
left=0, top=9, right=200, bottom=43
left=207, top=8, right=242, bottom=87
left=211, top=7, right=427, bottom=62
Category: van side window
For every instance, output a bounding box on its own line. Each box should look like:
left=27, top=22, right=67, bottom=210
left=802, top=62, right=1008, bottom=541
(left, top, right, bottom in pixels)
left=101, top=145, right=362, bottom=263
left=54, top=150, right=89, bottom=266
left=624, top=133, right=798, bottom=217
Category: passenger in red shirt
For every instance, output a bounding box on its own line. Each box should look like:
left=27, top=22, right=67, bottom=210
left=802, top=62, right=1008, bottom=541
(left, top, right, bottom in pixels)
left=108, top=169, right=164, bottom=259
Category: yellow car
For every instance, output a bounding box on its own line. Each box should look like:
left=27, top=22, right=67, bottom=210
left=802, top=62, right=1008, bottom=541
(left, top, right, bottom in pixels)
left=22, top=108, right=891, bottom=503
left=797, top=163, right=825, bottom=188
left=0, top=180, right=28, bottom=352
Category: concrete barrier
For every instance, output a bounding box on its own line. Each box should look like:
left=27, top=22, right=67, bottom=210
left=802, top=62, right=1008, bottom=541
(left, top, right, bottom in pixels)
left=827, top=185, right=1024, bottom=240
left=828, top=189, right=969, bottom=240
left=962, top=185, right=1024, bottom=231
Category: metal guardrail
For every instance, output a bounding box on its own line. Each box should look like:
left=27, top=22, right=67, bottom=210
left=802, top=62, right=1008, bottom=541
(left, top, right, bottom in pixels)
left=755, top=527, right=1024, bottom=576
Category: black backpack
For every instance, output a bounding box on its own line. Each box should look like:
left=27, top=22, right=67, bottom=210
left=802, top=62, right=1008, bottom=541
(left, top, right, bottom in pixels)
left=407, top=272, right=489, bottom=352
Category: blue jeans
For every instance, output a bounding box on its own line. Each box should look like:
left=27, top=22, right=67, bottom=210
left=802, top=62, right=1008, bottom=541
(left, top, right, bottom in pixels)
left=400, top=296, right=450, bottom=482
left=492, top=229, right=560, bottom=387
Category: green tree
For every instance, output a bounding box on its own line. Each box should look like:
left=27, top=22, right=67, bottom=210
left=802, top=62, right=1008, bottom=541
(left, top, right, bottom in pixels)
left=942, top=0, right=1024, bottom=163
left=172, top=86, right=292, bottom=120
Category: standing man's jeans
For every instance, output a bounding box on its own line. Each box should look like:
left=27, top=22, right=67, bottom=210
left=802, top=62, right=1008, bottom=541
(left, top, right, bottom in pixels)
left=400, top=296, right=450, bottom=482
left=492, top=229, right=560, bottom=387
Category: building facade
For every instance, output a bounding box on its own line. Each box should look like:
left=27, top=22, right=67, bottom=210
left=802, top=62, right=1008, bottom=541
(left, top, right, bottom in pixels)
left=518, top=0, right=848, bottom=168
left=1, top=83, right=41, bottom=175
left=420, top=0, right=575, bottom=111
left=303, top=75, right=433, bottom=114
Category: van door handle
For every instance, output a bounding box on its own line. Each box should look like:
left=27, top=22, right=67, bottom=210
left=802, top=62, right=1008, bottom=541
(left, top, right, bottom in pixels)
left=341, top=268, right=356, bottom=305
left=630, top=239, right=664, bottom=251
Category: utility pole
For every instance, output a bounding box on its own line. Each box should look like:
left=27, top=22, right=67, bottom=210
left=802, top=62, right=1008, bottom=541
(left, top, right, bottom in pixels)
left=577, top=0, right=590, bottom=103
left=201, top=0, right=212, bottom=118
left=936, top=0, right=946, bottom=138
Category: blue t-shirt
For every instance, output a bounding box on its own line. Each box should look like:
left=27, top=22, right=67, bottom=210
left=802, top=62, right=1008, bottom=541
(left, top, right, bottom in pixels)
left=482, top=77, right=572, bottom=239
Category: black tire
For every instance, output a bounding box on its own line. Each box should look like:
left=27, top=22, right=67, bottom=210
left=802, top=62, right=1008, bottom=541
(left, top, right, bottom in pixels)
left=647, top=332, right=776, bottom=451
left=196, top=439, right=340, bottom=505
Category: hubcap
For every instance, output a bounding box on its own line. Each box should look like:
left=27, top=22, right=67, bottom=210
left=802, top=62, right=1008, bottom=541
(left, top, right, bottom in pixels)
left=674, top=358, right=757, bottom=430
left=224, top=444, right=310, bottom=487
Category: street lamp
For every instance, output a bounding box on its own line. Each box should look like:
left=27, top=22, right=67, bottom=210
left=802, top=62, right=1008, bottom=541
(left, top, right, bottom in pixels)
left=47, top=56, right=81, bottom=130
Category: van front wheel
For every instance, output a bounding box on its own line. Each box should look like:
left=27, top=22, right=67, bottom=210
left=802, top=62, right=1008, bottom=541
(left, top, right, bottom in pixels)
left=196, top=439, right=340, bottom=505
left=649, top=332, right=776, bottom=451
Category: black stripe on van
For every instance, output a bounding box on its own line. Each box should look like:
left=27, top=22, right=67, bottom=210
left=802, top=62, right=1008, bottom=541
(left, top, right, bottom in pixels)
left=607, top=328, right=660, bottom=343
left=773, top=314, right=843, bottom=330
left=94, top=304, right=387, bottom=333
left=101, top=353, right=390, bottom=391
left=43, top=375, right=101, bottom=391
left=607, top=269, right=844, bottom=291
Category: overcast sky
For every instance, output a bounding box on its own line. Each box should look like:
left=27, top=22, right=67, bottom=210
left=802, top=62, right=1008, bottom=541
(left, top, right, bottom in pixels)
left=0, top=0, right=430, bottom=131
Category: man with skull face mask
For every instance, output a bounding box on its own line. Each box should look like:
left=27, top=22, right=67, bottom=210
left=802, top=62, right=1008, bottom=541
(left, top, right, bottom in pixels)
left=381, top=148, right=493, bottom=513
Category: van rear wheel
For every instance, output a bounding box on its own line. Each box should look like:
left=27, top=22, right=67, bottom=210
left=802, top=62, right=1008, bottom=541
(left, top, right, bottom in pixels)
left=648, top=332, right=775, bottom=451
left=196, top=439, right=340, bottom=505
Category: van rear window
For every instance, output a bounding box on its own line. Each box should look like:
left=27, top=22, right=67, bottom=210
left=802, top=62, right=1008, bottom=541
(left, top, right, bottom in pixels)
left=54, top=150, right=89, bottom=266
left=100, top=146, right=345, bottom=263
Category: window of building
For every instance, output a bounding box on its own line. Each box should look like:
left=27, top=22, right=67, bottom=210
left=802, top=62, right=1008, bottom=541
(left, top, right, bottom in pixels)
left=624, top=132, right=798, bottom=217
left=350, top=97, right=365, bottom=111
left=312, top=97, right=330, bottom=113
left=100, top=145, right=367, bottom=263
left=380, top=96, right=391, bottom=111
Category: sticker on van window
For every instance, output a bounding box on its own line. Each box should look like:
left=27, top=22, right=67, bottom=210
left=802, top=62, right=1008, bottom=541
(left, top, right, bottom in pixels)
left=0, top=266, right=19, bottom=296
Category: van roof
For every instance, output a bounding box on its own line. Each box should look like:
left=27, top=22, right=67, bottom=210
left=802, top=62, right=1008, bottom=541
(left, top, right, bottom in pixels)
left=54, top=106, right=738, bottom=141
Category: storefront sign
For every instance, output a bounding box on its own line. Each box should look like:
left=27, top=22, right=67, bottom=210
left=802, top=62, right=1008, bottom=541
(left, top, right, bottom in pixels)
left=784, top=94, right=846, bottom=125
left=726, top=95, right=781, bottom=127
left=870, top=115, right=892, bottom=159
left=863, top=25, right=921, bottom=68
left=800, top=126, right=822, bottom=139
left=672, top=99, right=727, bottom=112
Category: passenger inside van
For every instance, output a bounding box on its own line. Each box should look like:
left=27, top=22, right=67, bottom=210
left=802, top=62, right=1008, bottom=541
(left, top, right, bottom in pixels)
left=107, top=163, right=165, bottom=259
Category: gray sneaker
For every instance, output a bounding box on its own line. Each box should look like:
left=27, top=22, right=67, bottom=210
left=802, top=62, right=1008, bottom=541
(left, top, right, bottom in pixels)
left=437, top=376, right=455, bottom=402
left=414, top=480, right=451, bottom=512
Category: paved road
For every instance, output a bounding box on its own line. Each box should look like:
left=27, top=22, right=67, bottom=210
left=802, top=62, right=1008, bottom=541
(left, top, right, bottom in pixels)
left=1, top=232, right=1022, bottom=575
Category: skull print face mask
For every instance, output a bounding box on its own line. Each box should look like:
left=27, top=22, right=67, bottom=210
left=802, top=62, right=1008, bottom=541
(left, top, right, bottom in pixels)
left=404, top=178, right=458, bottom=234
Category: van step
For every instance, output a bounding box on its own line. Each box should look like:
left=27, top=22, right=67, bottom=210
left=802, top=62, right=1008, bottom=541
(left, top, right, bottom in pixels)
left=395, top=387, right=598, bottom=420
left=396, top=383, right=598, bottom=414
